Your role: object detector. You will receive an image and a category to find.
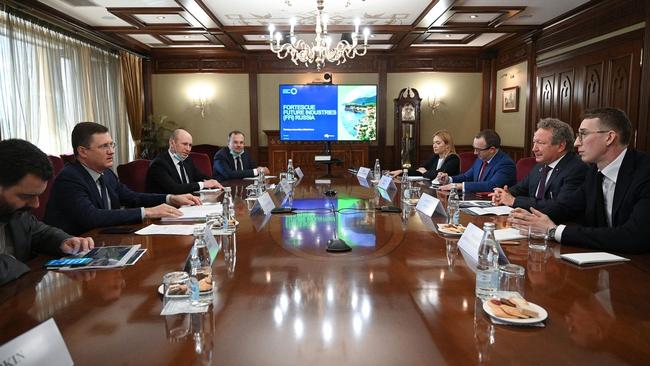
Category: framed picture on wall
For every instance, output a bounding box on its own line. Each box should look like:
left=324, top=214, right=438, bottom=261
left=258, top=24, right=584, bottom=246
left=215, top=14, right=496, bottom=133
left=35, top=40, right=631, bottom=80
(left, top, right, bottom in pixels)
left=502, top=86, right=519, bottom=112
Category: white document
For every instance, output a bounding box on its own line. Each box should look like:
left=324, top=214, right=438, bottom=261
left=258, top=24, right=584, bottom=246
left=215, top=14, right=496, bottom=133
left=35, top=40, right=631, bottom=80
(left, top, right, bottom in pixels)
left=295, top=167, right=304, bottom=179
left=494, top=228, right=527, bottom=241
left=161, top=204, right=223, bottom=221
left=458, top=223, right=484, bottom=263
left=161, top=299, right=209, bottom=315
left=466, top=206, right=513, bottom=216
left=357, top=167, right=371, bottom=178
left=0, top=319, right=73, bottom=366
left=194, top=188, right=221, bottom=193
left=408, top=176, right=429, bottom=181
left=560, top=252, right=630, bottom=265
left=136, top=224, right=197, bottom=235
left=378, top=175, right=396, bottom=191
left=257, top=191, right=276, bottom=214
left=415, top=193, right=447, bottom=217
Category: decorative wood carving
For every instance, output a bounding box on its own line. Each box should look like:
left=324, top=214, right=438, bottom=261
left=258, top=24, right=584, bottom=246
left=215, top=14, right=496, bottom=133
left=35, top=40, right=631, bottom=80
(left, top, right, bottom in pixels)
left=608, top=56, right=631, bottom=111
left=583, top=63, right=603, bottom=111
left=558, top=70, right=574, bottom=123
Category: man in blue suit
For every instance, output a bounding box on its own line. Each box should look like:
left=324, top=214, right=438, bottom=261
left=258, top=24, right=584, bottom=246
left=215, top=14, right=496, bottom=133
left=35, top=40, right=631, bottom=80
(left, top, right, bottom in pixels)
left=438, top=129, right=516, bottom=193
left=213, top=130, right=269, bottom=181
left=45, top=122, right=201, bottom=236
left=491, top=118, right=587, bottom=210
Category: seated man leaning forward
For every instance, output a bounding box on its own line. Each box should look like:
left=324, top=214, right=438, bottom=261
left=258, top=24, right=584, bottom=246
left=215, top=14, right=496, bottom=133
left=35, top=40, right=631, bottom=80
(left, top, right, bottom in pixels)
left=509, top=108, right=650, bottom=254
left=0, top=139, right=93, bottom=286
left=146, top=128, right=223, bottom=194
left=491, top=118, right=587, bottom=211
left=438, top=129, right=516, bottom=193
left=212, top=130, right=269, bottom=181
left=45, top=122, right=201, bottom=236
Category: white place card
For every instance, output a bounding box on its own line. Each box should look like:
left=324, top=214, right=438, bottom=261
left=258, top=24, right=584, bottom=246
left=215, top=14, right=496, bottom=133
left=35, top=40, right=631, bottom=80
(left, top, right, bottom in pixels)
left=315, top=179, right=331, bottom=184
left=458, top=223, right=484, bottom=263
left=257, top=191, right=276, bottom=214
left=357, top=167, right=371, bottom=178
left=315, top=155, right=331, bottom=161
left=0, top=318, right=73, bottom=366
left=415, top=193, right=448, bottom=217
left=357, top=176, right=371, bottom=188
left=203, top=224, right=220, bottom=264
left=295, top=167, right=304, bottom=179
left=378, top=175, right=396, bottom=191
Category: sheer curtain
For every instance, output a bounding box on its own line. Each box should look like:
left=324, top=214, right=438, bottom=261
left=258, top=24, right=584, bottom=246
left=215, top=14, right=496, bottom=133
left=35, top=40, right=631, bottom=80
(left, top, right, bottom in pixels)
left=0, top=9, right=132, bottom=165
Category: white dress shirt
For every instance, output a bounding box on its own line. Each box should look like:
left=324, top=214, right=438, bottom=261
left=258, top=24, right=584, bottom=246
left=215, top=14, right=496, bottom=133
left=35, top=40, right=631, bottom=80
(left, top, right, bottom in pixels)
left=169, top=150, right=204, bottom=189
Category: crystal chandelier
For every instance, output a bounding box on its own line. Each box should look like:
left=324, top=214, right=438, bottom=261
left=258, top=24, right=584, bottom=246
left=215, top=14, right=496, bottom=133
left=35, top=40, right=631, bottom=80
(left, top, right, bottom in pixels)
left=267, top=0, right=370, bottom=70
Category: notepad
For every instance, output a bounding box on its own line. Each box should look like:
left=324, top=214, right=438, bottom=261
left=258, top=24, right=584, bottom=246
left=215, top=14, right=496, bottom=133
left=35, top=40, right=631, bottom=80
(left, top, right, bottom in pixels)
left=466, top=206, right=513, bottom=216
left=560, top=252, right=630, bottom=265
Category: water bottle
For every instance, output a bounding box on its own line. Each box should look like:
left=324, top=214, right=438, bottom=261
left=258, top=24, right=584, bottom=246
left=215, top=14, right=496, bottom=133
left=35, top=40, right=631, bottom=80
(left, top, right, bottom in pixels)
left=222, top=187, right=233, bottom=229
left=447, top=186, right=460, bottom=225
left=401, top=168, right=410, bottom=199
left=475, top=222, right=500, bottom=300
left=188, top=245, right=202, bottom=306
left=190, top=228, right=212, bottom=305
left=373, top=158, right=381, bottom=179
left=287, top=159, right=295, bottom=180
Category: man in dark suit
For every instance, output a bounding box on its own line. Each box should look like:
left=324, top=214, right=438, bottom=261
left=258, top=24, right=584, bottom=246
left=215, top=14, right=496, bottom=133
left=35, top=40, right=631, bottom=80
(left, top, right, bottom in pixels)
left=438, top=129, right=517, bottom=193
left=45, top=122, right=201, bottom=236
left=0, top=139, right=93, bottom=285
left=491, top=118, right=587, bottom=210
left=213, top=130, right=269, bottom=181
left=146, top=129, right=223, bottom=194
left=510, top=108, right=650, bottom=254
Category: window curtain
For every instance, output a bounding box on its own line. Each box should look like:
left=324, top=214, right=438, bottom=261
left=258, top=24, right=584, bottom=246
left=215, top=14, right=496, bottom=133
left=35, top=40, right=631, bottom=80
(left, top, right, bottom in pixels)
left=119, top=51, right=144, bottom=158
left=0, top=10, right=131, bottom=165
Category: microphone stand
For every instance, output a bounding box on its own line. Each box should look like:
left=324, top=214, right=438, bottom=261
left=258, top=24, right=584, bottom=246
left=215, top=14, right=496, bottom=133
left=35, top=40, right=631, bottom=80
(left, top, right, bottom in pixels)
left=326, top=196, right=352, bottom=253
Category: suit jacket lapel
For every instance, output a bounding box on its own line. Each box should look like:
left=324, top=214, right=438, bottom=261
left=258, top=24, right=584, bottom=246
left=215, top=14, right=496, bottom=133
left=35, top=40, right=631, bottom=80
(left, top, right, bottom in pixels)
left=163, top=152, right=183, bottom=183
left=612, top=150, right=634, bottom=224
left=74, top=162, right=104, bottom=209
left=545, top=153, right=571, bottom=189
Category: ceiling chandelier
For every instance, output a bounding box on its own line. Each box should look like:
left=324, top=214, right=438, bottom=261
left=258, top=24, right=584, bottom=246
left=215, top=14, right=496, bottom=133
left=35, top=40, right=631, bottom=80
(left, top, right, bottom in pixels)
left=267, top=0, right=370, bottom=70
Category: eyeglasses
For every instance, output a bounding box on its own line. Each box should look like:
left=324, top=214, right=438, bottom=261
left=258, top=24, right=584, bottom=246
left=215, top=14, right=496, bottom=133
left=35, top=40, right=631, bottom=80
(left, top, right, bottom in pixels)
left=86, top=142, right=117, bottom=151
left=472, top=146, right=492, bottom=152
left=576, top=130, right=609, bottom=143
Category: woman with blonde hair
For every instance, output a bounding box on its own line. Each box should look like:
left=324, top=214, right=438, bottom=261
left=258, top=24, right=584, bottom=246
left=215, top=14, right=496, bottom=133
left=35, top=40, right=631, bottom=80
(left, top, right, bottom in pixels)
left=391, top=129, right=460, bottom=179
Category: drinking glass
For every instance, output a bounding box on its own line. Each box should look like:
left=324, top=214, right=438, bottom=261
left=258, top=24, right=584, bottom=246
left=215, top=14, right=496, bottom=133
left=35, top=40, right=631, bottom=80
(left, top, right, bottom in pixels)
left=407, top=186, right=421, bottom=205
left=163, top=271, right=189, bottom=299
left=528, top=226, right=548, bottom=251
left=498, top=264, right=525, bottom=297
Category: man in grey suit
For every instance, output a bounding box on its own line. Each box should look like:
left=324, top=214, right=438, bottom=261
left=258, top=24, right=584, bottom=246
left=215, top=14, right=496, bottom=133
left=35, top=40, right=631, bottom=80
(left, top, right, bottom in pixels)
left=0, top=139, right=94, bottom=286
left=491, top=118, right=587, bottom=210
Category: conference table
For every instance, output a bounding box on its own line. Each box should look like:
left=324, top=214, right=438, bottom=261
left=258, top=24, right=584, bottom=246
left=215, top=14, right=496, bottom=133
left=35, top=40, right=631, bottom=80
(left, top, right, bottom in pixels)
left=1, top=174, right=650, bottom=365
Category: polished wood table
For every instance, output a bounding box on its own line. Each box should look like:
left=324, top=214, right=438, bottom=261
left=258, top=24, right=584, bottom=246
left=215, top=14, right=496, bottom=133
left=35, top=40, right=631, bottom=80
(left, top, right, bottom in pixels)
left=1, top=176, right=650, bottom=365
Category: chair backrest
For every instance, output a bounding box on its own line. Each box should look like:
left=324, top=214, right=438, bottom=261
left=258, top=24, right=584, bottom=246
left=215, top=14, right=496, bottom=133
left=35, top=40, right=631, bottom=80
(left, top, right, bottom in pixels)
left=189, top=152, right=212, bottom=178
left=516, top=157, right=537, bottom=182
left=192, top=144, right=220, bottom=166
left=117, top=159, right=150, bottom=192
left=458, top=152, right=477, bottom=172
left=59, top=153, right=76, bottom=164
left=48, top=155, right=64, bottom=175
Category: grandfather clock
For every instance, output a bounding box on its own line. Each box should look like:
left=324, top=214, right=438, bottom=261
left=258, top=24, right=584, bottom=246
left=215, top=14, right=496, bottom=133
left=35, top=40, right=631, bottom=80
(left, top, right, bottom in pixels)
left=393, top=87, right=422, bottom=168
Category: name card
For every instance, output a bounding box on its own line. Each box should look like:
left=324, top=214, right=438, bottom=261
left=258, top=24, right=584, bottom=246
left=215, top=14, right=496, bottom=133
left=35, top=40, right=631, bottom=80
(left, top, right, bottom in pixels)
left=279, top=179, right=293, bottom=194
left=294, top=167, right=304, bottom=179
left=315, top=179, right=331, bottom=185
left=315, top=155, right=331, bottom=161
left=203, top=224, right=220, bottom=264
left=257, top=191, right=276, bottom=214
left=458, top=223, right=510, bottom=266
left=357, top=167, right=371, bottom=178
left=378, top=175, right=396, bottom=191
left=415, top=193, right=448, bottom=217
left=0, top=318, right=73, bottom=366
left=357, top=176, right=371, bottom=188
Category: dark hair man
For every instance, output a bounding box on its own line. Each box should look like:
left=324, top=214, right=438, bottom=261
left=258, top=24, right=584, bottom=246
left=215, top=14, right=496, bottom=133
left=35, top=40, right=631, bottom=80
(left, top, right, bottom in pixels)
left=212, top=130, right=270, bottom=181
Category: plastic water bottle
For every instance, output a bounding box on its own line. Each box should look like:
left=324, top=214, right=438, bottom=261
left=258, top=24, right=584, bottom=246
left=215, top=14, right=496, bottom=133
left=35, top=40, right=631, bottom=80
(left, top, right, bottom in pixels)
left=188, top=245, right=202, bottom=306
left=287, top=159, right=295, bottom=180
left=447, top=186, right=460, bottom=225
left=222, top=187, right=233, bottom=228
left=475, top=222, right=500, bottom=300
left=401, top=168, right=410, bottom=199
left=373, top=158, right=381, bottom=179
left=189, top=228, right=212, bottom=305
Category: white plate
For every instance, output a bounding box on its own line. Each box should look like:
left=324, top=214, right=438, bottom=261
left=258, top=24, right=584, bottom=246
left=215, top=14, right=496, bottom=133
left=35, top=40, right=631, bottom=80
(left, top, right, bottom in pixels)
left=157, top=284, right=211, bottom=298
left=243, top=176, right=277, bottom=180
left=436, top=223, right=466, bottom=236
left=482, top=299, right=548, bottom=324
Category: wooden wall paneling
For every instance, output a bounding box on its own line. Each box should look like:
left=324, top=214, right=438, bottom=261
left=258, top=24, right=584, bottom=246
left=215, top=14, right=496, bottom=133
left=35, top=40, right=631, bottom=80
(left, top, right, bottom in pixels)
left=523, top=40, right=536, bottom=157
left=537, top=74, right=555, bottom=121
left=557, top=69, right=575, bottom=125
left=248, top=57, right=259, bottom=162
left=480, top=52, right=496, bottom=130
left=582, top=62, right=604, bottom=115
left=636, top=6, right=650, bottom=151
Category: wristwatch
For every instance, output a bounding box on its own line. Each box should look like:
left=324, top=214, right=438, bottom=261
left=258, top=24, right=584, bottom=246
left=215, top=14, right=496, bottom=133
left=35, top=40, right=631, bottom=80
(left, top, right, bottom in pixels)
left=547, top=226, right=557, bottom=240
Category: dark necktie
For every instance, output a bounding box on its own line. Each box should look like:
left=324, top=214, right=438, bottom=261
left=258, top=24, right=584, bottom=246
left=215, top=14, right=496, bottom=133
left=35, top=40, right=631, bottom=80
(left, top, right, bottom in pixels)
left=97, top=176, right=110, bottom=209
left=478, top=161, right=488, bottom=181
left=535, top=165, right=553, bottom=199
left=235, top=156, right=242, bottom=171
left=595, top=172, right=608, bottom=227
left=178, top=161, right=188, bottom=184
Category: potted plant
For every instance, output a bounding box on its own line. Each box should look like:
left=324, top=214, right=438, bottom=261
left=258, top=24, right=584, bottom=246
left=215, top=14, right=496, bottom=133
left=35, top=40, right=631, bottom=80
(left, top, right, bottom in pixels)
left=140, top=115, right=178, bottom=159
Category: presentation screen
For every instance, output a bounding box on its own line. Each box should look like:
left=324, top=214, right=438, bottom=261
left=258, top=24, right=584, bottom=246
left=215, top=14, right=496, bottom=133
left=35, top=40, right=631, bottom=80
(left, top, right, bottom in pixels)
left=279, top=84, right=377, bottom=141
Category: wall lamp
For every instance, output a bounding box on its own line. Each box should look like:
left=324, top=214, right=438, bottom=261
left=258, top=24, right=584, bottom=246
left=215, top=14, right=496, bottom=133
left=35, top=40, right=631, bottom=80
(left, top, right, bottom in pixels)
left=188, top=84, right=214, bottom=118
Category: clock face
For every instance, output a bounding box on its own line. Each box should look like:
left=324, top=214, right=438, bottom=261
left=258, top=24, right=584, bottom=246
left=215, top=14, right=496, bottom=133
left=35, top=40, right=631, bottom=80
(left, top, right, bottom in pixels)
left=401, top=103, right=416, bottom=121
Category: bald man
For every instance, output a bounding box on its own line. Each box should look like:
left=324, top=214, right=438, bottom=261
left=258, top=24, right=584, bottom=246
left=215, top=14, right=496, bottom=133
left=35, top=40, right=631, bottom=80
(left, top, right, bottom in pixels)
left=146, top=129, right=223, bottom=194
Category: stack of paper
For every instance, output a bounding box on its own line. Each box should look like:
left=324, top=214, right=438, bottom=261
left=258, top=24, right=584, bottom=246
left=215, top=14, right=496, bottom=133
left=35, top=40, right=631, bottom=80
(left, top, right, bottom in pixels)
left=161, top=205, right=223, bottom=221
left=466, top=206, right=513, bottom=216
left=560, top=252, right=630, bottom=265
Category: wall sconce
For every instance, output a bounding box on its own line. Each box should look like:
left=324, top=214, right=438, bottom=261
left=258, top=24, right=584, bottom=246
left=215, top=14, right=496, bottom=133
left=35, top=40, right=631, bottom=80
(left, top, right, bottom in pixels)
left=427, top=95, right=441, bottom=115
left=425, top=84, right=445, bottom=116
left=499, top=71, right=520, bottom=80
left=188, top=84, right=214, bottom=118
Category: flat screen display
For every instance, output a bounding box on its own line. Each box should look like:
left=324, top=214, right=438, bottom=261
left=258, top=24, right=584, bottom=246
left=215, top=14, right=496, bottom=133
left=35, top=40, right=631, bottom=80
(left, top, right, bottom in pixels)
left=279, top=84, right=377, bottom=141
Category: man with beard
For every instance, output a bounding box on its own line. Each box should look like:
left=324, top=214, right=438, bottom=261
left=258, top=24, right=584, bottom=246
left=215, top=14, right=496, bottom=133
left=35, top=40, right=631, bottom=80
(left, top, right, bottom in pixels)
left=0, top=139, right=94, bottom=286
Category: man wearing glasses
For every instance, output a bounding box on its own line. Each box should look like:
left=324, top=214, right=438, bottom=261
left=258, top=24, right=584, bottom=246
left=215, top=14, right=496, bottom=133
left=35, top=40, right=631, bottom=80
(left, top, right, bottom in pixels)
left=438, top=129, right=517, bottom=193
left=490, top=118, right=587, bottom=210
left=510, top=108, right=650, bottom=254
left=45, top=122, right=201, bottom=235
